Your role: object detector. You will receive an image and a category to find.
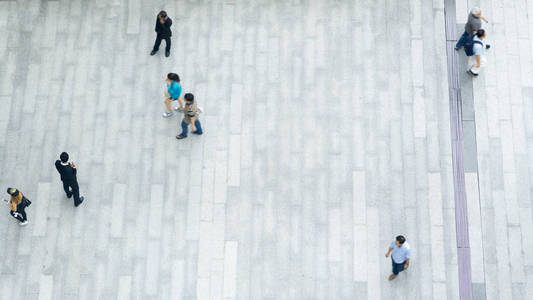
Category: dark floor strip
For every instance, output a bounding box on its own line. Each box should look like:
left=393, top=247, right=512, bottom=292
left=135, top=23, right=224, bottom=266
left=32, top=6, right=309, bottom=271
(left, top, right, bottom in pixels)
left=443, top=0, right=473, bottom=299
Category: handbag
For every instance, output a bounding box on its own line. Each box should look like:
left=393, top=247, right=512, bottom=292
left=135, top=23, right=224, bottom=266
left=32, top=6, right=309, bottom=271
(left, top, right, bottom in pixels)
left=22, top=196, right=31, bottom=207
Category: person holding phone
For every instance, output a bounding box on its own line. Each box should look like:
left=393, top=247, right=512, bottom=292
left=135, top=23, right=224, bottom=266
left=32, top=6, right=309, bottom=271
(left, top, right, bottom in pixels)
left=4, top=188, right=30, bottom=226
left=55, top=152, right=84, bottom=207
left=150, top=10, right=173, bottom=57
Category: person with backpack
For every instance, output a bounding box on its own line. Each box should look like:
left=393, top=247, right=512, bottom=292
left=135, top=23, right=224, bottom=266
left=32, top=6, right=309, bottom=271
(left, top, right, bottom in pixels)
left=162, top=73, right=183, bottom=118
left=467, top=29, right=487, bottom=76
left=4, top=188, right=31, bottom=226
left=455, top=7, right=488, bottom=50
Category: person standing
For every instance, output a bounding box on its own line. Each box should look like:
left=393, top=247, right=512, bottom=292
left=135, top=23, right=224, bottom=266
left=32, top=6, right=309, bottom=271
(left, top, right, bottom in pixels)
left=176, top=93, right=203, bottom=139
left=162, top=73, right=183, bottom=118
left=385, top=235, right=411, bottom=281
left=467, top=29, right=487, bottom=76
left=455, top=7, right=488, bottom=50
left=150, top=11, right=172, bottom=57
left=4, top=188, right=31, bottom=226
left=55, top=152, right=84, bottom=207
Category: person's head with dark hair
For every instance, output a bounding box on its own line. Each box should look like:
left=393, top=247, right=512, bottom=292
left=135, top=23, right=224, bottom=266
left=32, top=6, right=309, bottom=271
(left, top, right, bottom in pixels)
left=167, top=73, right=180, bottom=82
left=7, top=188, right=19, bottom=197
left=476, top=29, right=486, bottom=39
left=158, top=11, right=167, bottom=19
left=184, top=93, right=194, bottom=104
left=60, top=152, right=69, bottom=163
left=395, top=235, right=406, bottom=246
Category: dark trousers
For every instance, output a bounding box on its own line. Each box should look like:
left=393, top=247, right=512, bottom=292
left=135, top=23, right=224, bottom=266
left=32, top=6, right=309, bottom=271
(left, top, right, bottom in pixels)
left=180, top=119, right=203, bottom=137
left=63, top=180, right=81, bottom=205
left=392, top=258, right=407, bottom=275
left=10, top=209, right=27, bottom=222
left=153, top=34, right=171, bottom=52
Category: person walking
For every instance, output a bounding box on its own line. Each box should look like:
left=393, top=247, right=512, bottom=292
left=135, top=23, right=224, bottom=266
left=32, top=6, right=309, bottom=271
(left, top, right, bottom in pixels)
left=4, top=188, right=31, bottom=226
left=162, top=73, right=183, bottom=118
left=467, top=29, right=487, bottom=76
left=455, top=7, right=488, bottom=50
left=176, top=93, right=203, bottom=139
left=55, top=152, right=84, bottom=207
left=385, top=235, right=411, bottom=281
left=150, top=11, right=173, bottom=57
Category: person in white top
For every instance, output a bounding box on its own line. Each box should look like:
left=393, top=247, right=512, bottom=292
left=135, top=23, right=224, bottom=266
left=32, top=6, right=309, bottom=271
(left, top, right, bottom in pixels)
left=468, top=29, right=488, bottom=76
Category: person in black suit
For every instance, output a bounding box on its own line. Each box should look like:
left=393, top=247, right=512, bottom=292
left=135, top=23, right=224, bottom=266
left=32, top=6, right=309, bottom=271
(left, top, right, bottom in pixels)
left=55, top=152, right=84, bottom=207
left=150, top=10, right=173, bottom=57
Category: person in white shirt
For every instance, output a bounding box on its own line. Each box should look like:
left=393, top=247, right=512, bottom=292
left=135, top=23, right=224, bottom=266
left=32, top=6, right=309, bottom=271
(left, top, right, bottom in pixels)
left=385, top=235, right=411, bottom=281
left=468, top=29, right=487, bottom=76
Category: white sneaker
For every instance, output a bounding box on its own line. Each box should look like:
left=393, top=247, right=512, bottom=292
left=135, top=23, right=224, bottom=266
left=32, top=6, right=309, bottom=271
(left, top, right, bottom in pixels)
left=162, top=111, right=174, bottom=118
left=19, top=221, right=28, bottom=226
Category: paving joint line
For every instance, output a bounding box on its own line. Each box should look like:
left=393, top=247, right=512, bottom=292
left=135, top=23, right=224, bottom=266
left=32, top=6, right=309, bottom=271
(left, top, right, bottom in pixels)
left=443, top=0, right=473, bottom=299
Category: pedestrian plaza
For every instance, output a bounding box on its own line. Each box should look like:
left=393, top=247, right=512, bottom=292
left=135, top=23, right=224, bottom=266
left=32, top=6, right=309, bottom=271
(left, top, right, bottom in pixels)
left=0, top=0, right=532, bottom=299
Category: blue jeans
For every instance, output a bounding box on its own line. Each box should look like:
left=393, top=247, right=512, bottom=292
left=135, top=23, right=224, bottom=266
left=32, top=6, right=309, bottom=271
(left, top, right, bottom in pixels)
left=455, top=31, right=469, bottom=49
left=392, top=258, right=407, bottom=275
left=180, top=119, right=203, bottom=137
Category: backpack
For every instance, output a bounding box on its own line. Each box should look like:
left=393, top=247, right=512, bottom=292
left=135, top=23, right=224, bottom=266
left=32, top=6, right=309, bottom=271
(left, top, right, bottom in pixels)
left=464, top=34, right=483, bottom=56
left=22, top=196, right=31, bottom=207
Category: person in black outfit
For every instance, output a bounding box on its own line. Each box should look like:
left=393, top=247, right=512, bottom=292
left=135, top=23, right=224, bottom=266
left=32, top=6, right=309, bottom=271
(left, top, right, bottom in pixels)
left=150, top=11, right=172, bottom=57
left=55, top=152, right=84, bottom=207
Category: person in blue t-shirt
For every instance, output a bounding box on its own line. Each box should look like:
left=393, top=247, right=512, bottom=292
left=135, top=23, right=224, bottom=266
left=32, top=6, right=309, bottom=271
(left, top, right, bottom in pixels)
left=163, top=73, right=183, bottom=118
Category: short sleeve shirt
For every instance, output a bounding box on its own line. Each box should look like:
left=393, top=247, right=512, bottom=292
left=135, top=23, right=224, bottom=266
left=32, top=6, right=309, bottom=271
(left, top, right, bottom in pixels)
left=167, top=81, right=182, bottom=100
left=465, top=13, right=482, bottom=35
left=183, top=102, right=199, bottom=124
left=472, top=36, right=485, bottom=56
left=390, top=241, right=411, bottom=264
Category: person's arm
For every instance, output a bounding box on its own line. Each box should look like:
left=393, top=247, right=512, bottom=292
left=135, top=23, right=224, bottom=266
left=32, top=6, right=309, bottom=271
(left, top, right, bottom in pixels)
left=404, top=258, right=410, bottom=269
left=155, top=17, right=159, bottom=32
left=55, top=161, right=61, bottom=173
left=190, top=116, right=197, bottom=131
left=476, top=54, right=481, bottom=67
left=385, top=247, right=392, bottom=257
left=166, top=18, right=172, bottom=28
left=480, top=16, right=488, bottom=23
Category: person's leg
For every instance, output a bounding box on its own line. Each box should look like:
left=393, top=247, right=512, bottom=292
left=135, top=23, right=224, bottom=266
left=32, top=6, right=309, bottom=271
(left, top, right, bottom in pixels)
left=10, top=210, right=24, bottom=222
left=63, top=181, right=72, bottom=198
left=392, top=259, right=405, bottom=275
left=193, top=119, right=203, bottom=134
left=455, top=31, right=469, bottom=49
left=70, top=181, right=81, bottom=206
left=165, top=37, right=171, bottom=52
left=152, top=35, right=162, bottom=52
left=468, top=56, right=483, bottom=75
left=164, top=98, right=174, bottom=112
left=179, top=120, right=189, bottom=138
left=19, top=208, right=27, bottom=222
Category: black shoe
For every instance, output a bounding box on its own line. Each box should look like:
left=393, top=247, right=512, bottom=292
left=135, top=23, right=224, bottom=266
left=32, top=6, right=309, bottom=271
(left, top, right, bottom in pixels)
left=150, top=50, right=157, bottom=56
left=165, top=50, right=170, bottom=57
left=192, top=131, right=203, bottom=135
left=66, top=193, right=72, bottom=199
left=75, top=196, right=84, bottom=207
left=486, top=44, right=491, bottom=49
left=454, top=47, right=460, bottom=51
left=176, top=135, right=186, bottom=139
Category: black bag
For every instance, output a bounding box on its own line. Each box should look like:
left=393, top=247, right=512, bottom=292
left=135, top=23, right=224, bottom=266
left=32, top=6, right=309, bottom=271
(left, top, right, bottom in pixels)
left=22, top=196, right=31, bottom=207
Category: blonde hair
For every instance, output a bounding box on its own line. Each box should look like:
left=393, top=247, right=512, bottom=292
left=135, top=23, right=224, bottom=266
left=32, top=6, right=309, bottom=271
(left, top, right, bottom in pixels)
left=470, top=7, right=481, bottom=16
